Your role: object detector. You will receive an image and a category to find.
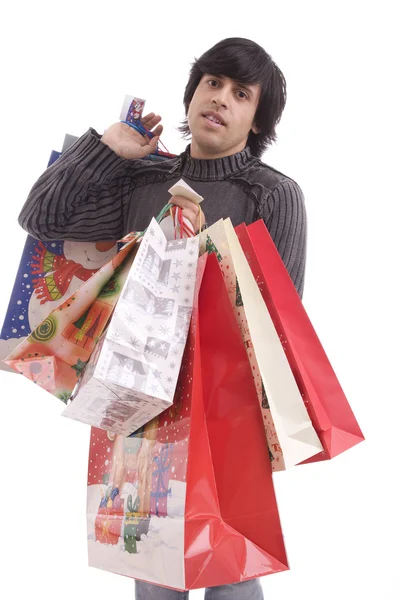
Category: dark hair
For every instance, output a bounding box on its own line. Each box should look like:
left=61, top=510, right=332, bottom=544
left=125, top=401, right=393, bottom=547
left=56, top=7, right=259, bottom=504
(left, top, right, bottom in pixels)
left=179, top=37, right=287, bottom=158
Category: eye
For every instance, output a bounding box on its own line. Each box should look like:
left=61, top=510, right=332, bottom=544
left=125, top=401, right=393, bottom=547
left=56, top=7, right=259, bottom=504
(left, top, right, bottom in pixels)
left=237, top=90, right=248, bottom=100
left=207, top=79, right=220, bottom=88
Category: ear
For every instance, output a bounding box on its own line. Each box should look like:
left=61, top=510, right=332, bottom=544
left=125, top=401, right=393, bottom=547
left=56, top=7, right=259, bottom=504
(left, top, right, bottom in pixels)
left=251, top=122, right=260, bottom=134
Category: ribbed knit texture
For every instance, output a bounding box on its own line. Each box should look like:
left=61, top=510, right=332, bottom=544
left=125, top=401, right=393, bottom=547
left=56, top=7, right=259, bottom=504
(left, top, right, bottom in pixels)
left=19, top=128, right=307, bottom=298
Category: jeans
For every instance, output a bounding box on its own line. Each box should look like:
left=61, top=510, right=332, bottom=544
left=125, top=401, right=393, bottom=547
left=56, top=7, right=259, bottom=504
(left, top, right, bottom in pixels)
left=135, top=578, right=264, bottom=599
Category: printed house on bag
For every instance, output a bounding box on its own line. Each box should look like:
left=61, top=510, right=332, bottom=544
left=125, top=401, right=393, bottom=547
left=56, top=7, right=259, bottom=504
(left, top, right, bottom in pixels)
left=106, top=353, right=149, bottom=391
left=124, top=280, right=175, bottom=319
left=142, top=246, right=172, bottom=285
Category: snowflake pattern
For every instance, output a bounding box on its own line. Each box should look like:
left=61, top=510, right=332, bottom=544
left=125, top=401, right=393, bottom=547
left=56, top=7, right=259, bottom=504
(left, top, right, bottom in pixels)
left=125, top=313, right=137, bottom=325
left=159, top=325, right=171, bottom=337
left=109, top=330, right=121, bottom=342
left=129, top=336, right=141, bottom=351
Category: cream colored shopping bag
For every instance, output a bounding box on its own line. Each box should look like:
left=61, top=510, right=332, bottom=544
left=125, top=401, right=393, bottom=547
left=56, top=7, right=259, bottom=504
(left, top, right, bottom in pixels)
left=222, top=219, right=323, bottom=468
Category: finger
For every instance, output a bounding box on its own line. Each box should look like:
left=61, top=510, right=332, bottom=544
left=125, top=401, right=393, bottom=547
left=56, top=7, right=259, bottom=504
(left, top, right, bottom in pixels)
left=141, top=112, right=155, bottom=125
left=169, top=195, right=199, bottom=211
left=152, top=124, right=163, bottom=137
left=144, top=114, right=162, bottom=131
left=169, top=195, right=188, bottom=207
left=142, top=112, right=160, bottom=125
left=142, top=126, right=163, bottom=141
left=169, top=199, right=202, bottom=231
left=145, top=135, right=160, bottom=155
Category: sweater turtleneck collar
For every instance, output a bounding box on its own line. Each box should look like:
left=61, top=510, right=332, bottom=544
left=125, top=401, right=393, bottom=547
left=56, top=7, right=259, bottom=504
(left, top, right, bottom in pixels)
left=177, top=144, right=254, bottom=180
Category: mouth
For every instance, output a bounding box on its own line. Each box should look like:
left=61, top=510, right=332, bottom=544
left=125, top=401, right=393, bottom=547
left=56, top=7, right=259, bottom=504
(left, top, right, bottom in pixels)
left=202, top=111, right=226, bottom=128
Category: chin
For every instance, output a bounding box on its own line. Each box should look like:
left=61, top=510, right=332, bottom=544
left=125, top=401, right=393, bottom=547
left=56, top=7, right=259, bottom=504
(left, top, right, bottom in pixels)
left=194, top=132, right=225, bottom=152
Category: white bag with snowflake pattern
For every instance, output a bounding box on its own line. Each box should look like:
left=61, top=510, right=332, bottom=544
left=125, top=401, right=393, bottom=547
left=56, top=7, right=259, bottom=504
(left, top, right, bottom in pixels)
left=62, top=217, right=199, bottom=435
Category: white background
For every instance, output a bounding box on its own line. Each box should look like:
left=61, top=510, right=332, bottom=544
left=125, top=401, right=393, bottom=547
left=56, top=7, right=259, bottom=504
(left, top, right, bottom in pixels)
left=0, top=1, right=399, bottom=598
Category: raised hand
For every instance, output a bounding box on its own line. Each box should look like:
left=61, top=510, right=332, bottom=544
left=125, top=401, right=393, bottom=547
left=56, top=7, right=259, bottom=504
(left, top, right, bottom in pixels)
left=100, top=113, right=164, bottom=160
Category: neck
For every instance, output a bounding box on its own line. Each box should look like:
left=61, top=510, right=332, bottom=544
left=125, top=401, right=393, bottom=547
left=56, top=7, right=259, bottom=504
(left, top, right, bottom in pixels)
left=190, top=139, right=247, bottom=160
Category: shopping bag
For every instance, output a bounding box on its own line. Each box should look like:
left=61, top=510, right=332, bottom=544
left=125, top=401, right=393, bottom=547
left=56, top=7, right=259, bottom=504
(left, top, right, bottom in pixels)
left=86, top=253, right=288, bottom=591
left=238, top=219, right=365, bottom=461
left=199, top=221, right=284, bottom=470
left=202, top=220, right=323, bottom=469
left=0, top=138, right=123, bottom=370
left=3, top=232, right=140, bottom=400
left=62, top=217, right=200, bottom=435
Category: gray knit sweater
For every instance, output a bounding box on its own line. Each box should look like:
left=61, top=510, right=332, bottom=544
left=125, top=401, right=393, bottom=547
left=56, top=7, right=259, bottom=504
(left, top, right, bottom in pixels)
left=18, top=128, right=307, bottom=298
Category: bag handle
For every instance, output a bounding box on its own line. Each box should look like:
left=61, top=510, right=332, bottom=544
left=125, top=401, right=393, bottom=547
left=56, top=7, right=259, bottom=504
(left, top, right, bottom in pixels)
left=121, top=179, right=203, bottom=243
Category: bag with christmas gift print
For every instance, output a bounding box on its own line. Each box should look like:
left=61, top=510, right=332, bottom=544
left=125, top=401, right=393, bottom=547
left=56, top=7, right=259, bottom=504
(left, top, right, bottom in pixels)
left=86, top=252, right=289, bottom=592
left=234, top=220, right=364, bottom=462
left=200, top=219, right=323, bottom=471
left=3, top=228, right=140, bottom=402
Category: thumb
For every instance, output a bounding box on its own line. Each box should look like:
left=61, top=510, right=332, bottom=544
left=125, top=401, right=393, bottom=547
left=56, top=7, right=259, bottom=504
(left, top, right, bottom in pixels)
left=139, top=135, right=159, bottom=157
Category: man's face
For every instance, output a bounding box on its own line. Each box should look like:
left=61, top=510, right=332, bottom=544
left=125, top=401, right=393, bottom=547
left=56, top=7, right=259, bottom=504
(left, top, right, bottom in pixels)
left=187, top=74, right=261, bottom=159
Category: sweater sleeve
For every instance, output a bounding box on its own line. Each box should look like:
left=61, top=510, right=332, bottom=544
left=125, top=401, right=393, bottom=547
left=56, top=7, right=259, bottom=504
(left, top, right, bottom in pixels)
left=260, top=179, right=307, bottom=299
left=18, top=128, right=143, bottom=241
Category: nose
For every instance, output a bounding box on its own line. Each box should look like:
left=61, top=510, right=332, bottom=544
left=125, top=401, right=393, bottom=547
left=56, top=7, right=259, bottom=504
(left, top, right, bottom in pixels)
left=211, top=87, right=230, bottom=109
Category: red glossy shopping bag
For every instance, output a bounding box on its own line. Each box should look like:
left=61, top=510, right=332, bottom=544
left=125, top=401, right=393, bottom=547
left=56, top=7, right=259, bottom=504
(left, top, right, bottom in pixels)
left=185, top=252, right=288, bottom=588
left=87, top=253, right=288, bottom=591
left=236, top=220, right=364, bottom=463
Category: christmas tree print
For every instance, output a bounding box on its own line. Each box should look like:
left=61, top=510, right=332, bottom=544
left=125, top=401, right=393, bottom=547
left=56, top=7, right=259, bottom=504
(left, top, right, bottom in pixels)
left=261, top=382, right=270, bottom=409
left=71, top=358, right=88, bottom=378
left=205, top=236, right=222, bottom=262
left=85, top=313, right=102, bottom=340
left=268, top=446, right=274, bottom=463
left=235, top=278, right=243, bottom=307
left=72, top=309, right=89, bottom=331
left=99, top=266, right=122, bottom=298
left=143, top=253, right=154, bottom=272
left=57, top=391, right=71, bottom=404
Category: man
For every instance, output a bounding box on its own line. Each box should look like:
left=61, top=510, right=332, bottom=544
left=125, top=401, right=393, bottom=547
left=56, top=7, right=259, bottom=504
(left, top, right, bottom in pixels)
left=18, top=37, right=307, bottom=599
